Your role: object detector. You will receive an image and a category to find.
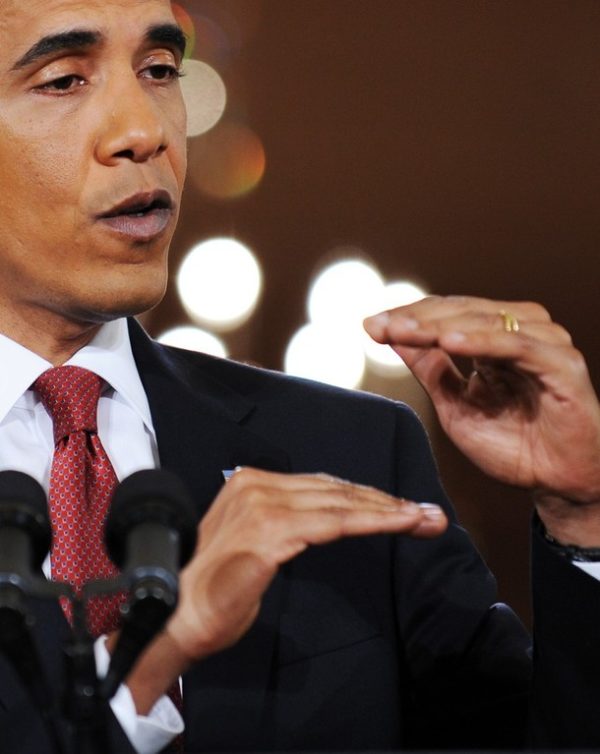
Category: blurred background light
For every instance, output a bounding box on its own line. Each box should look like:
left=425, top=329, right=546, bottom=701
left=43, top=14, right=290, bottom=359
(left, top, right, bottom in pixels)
left=381, top=280, right=427, bottom=308
left=157, top=325, right=228, bottom=357
left=181, top=59, right=227, bottom=138
left=307, top=256, right=385, bottom=327
left=188, top=14, right=233, bottom=69
left=177, top=238, right=263, bottom=331
left=363, top=280, right=428, bottom=376
left=172, top=3, right=197, bottom=58
left=188, top=120, right=266, bottom=199
left=284, top=323, right=366, bottom=390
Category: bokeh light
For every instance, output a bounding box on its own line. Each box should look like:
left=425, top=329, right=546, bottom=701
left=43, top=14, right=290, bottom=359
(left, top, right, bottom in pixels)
left=188, top=14, right=235, bottom=69
left=172, top=3, right=196, bottom=59
left=363, top=280, right=428, bottom=375
left=188, top=120, right=266, bottom=199
left=157, top=325, right=227, bottom=357
left=284, top=323, right=366, bottom=390
left=308, top=257, right=385, bottom=327
left=177, top=238, right=263, bottom=331
left=181, top=59, right=227, bottom=138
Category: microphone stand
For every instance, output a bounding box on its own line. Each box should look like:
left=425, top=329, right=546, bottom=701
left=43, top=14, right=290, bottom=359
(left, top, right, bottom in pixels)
left=0, top=568, right=69, bottom=754
left=62, top=571, right=135, bottom=754
left=7, top=568, right=179, bottom=754
left=62, top=593, right=109, bottom=754
left=2, top=534, right=185, bottom=753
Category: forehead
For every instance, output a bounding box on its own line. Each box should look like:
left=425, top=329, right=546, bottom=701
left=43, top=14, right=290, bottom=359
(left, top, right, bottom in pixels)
left=0, top=0, right=175, bottom=64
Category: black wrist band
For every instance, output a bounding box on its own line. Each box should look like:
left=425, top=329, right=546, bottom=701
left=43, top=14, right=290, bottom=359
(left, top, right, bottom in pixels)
left=542, top=527, right=600, bottom=562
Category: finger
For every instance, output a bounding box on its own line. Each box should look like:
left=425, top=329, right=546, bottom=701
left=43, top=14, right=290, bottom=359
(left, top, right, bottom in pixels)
left=282, top=501, right=448, bottom=545
left=229, top=472, right=441, bottom=517
left=366, top=309, right=567, bottom=349
left=380, top=318, right=571, bottom=354
left=372, top=294, right=552, bottom=326
left=364, top=296, right=553, bottom=343
left=211, top=471, right=449, bottom=553
left=442, top=318, right=571, bottom=346
left=388, top=344, right=466, bottom=401
left=228, top=467, right=426, bottom=511
left=435, top=331, right=588, bottom=385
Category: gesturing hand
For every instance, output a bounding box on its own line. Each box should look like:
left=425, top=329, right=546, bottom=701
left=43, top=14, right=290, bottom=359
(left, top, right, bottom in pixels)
left=167, top=467, right=446, bottom=661
left=364, top=296, right=600, bottom=540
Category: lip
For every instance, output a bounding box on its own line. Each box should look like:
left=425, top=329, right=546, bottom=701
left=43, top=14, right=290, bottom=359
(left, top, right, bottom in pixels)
left=96, top=189, right=175, bottom=242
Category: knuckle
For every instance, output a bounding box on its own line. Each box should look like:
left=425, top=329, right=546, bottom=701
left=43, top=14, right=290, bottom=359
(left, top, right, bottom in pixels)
left=548, top=322, right=573, bottom=345
left=566, top=347, right=588, bottom=376
left=314, top=471, right=338, bottom=484
left=243, top=483, right=270, bottom=508
left=337, top=480, right=360, bottom=505
left=521, top=301, right=551, bottom=321
left=445, top=295, right=467, bottom=305
left=227, top=467, right=261, bottom=492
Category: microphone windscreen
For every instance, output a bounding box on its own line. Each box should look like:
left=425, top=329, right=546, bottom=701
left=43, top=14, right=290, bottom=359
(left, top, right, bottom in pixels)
left=105, top=469, right=197, bottom=569
left=0, top=470, right=51, bottom=568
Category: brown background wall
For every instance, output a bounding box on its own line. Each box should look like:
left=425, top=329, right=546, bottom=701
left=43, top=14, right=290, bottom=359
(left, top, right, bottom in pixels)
left=148, top=0, right=600, bottom=624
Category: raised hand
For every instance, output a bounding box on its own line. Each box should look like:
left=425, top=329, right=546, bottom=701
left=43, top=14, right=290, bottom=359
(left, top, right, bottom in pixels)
left=168, top=467, right=446, bottom=660
left=364, top=296, right=600, bottom=541
left=124, top=468, right=446, bottom=714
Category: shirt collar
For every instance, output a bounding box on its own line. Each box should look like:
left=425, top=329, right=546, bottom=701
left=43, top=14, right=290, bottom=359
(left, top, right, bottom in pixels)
left=0, top=319, right=154, bottom=436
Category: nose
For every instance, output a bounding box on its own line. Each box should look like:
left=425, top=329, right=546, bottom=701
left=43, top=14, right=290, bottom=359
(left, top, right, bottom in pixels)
left=95, top=74, right=169, bottom=165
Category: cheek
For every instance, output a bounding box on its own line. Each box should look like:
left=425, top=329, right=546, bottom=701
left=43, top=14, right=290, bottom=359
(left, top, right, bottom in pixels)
left=0, top=125, right=82, bottom=223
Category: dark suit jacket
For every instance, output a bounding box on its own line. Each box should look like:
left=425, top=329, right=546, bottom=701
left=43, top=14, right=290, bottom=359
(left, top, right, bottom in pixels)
left=1, top=319, right=599, bottom=752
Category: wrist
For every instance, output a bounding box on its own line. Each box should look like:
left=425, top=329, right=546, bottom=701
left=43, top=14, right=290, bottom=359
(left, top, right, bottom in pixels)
left=540, top=524, right=600, bottom=562
left=125, top=630, right=192, bottom=716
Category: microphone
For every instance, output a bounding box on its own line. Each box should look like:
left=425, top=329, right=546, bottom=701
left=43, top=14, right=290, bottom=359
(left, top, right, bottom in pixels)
left=0, top=470, right=51, bottom=586
left=0, top=471, right=65, bottom=754
left=100, top=469, right=197, bottom=699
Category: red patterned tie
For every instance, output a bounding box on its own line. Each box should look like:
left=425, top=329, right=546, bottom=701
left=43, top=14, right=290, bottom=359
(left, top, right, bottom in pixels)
left=34, top=366, right=185, bottom=747
left=33, top=366, right=123, bottom=636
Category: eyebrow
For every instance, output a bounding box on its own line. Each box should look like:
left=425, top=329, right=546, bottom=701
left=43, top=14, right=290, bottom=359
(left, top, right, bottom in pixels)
left=11, top=23, right=186, bottom=72
left=146, top=23, right=187, bottom=59
left=12, top=30, right=101, bottom=70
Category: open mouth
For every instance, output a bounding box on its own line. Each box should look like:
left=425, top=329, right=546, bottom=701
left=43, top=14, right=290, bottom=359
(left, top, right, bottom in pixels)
left=98, top=191, right=174, bottom=240
left=100, top=189, right=173, bottom=217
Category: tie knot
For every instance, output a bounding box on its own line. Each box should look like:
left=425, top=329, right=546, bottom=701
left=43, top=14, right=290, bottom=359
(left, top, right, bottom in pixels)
left=33, top=366, right=103, bottom=444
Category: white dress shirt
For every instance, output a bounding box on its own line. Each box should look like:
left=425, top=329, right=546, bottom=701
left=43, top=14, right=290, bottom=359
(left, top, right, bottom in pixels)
left=0, top=318, right=183, bottom=754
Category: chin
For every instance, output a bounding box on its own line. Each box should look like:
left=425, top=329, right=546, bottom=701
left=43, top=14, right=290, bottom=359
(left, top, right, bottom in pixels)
left=68, top=282, right=168, bottom=324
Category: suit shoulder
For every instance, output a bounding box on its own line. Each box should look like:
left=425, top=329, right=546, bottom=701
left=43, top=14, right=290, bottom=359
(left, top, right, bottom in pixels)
left=162, top=343, right=420, bottom=422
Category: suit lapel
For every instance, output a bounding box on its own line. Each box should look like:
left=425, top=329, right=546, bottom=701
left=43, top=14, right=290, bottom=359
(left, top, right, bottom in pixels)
left=129, top=320, right=290, bottom=748
left=128, top=318, right=290, bottom=511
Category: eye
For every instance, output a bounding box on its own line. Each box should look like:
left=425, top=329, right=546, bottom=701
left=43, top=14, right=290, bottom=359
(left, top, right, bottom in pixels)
left=143, top=64, right=183, bottom=82
left=36, top=74, right=86, bottom=94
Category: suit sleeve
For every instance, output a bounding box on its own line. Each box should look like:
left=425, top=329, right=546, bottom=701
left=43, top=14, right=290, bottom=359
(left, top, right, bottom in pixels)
left=389, top=404, right=532, bottom=748
left=530, top=525, right=600, bottom=747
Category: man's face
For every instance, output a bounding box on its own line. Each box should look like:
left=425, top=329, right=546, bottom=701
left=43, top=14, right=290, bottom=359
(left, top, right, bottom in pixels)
left=0, top=0, right=187, bottom=327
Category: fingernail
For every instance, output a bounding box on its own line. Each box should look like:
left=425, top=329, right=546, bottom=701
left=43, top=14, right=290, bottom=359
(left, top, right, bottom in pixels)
left=364, top=312, right=390, bottom=329
left=401, top=501, right=421, bottom=514
left=418, top=503, right=444, bottom=518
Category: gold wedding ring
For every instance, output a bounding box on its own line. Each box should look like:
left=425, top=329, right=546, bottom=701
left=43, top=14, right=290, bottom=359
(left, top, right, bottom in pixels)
left=499, top=309, right=520, bottom=333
